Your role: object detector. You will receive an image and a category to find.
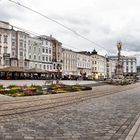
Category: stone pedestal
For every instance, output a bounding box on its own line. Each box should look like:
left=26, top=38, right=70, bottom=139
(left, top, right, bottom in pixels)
left=114, top=62, right=124, bottom=79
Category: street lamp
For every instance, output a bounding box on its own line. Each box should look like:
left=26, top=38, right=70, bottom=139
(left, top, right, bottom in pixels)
left=56, top=64, right=61, bottom=84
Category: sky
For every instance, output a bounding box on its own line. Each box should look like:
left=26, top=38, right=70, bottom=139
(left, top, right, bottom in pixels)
left=0, top=0, right=140, bottom=64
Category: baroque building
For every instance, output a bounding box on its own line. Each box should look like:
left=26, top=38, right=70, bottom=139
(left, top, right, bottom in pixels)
left=0, top=21, right=29, bottom=69
left=76, top=52, right=92, bottom=78
left=91, top=49, right=107, bottom=80
left=62, top=48, right=77, bottom=78
left=28, top=36, right=53, bottom=72
left=109, top=56, right=137, bottom=76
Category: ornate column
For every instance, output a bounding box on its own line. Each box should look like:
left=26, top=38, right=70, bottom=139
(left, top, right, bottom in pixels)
left=115, top=41, right=124, bottom=79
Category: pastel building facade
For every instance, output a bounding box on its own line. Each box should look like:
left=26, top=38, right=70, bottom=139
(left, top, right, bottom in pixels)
left=0, top=21, right=29, bottom=69
left=62, top=48, right=77, bottom=77
left=91, top=50, right=107, bottom=80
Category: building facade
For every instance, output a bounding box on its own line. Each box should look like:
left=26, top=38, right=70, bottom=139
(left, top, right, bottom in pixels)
left=76, top=52, right=92, bottom=78
left=0, top=21, right=11, bottom=68
left=0, top=21, right=29, bottom=69
left=91, top=50, right=107, bottom=80
left=62, top=48, right=77, bottom=79
left=106, top=57, right=116, bottom=79
left=45, top=35, right=63, bottom=78
left=109, top=56, right=137, bottom=76
left=28, top=36, right=53, bottom=72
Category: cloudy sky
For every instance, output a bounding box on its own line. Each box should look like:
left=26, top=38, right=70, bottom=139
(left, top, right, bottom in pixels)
left=1, top=0, right=140, bottom=64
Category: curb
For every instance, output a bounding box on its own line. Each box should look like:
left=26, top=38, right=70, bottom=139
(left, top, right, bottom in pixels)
left=125, top=115, right=140, bottom=140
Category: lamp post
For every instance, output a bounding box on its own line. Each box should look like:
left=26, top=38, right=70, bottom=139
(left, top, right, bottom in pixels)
left=56, top=64, right=61, bottom=84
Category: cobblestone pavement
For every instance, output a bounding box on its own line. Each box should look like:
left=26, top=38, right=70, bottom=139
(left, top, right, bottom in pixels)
left=0, top=83, right=140, bottom=140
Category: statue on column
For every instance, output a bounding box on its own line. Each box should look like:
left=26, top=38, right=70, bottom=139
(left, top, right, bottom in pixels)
left=114, top=41, right=124, bottom=79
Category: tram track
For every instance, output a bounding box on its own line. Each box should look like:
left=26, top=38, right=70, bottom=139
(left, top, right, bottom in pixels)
left=0, top=84, right=138, bottom=118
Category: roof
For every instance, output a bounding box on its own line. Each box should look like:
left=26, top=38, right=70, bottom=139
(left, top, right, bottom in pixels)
left=109, top=56, right=136, bottom=60
left=62, top=48, right=76, bottom=53
left=0, top=20, right=9, bottom=25
left=91, top=49, right=97, bottom=55
left=77, top=51, right=91, bottom=56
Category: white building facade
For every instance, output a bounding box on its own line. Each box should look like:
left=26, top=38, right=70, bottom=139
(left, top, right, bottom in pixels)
left=76, top=52, right=92, bottom=78
left=28, top=36, right=53, bottom=72
left=106, top=57, right=116, bottom=79
left=123, top=56, right=137, bottom=74
left=109, top=56, right=137, bottom=76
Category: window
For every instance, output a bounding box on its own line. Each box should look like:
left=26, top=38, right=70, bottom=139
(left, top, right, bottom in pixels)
left=46, top=48, right=48, bottom=53
left=42, top=48, right=45, bottom=53
left=39, top=56, right=40, bottom=60
left=20, top=52, right=23, bottom=56
left=25, top=62, right=27, bottom=67
left=126, top=66, right=128, bottom=72
left=20, top=34, right=23, bottom=38
left=50, top=65, right=52, bottom=70
left=46, top=56, right=48, bottom=61
left=43, top=65, right=46, bottom=70
left=29, top=55, right=31, bottom=59
left=4, top=35, right=8, bottom=44
left=0, top=46, right=1, bottom=54
left=35, top=64, right=37, bottom=68
left=0, top=34, right=2, bottom=43
left=12, top=41, right=15, bottom=46
left=20, top=42, right=23, bottom=47
left=53, top=64, right=55, bottom=69
left=34, top=55, right=36, bottom=60
left=12, top=51, right=15, bottom=56
left=49, top=49, right=51, bottom=54
left=4, top=46, right=7, bottom=53
left=47, top=65, right=49, bottom=70
left=42, top=56, right=45, bottom=61
left=46, top=41, right=48, bottom=45
left=39, top=48, right=40, bottom=52
left=5, top=60, right=9, bottom=65
left=40, top=64, right=41, bottom=69
left=49, top=56, right=51, bottom=61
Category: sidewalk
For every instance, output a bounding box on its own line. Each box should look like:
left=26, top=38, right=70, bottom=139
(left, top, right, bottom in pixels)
left=125, top=115, right=140, bottom=140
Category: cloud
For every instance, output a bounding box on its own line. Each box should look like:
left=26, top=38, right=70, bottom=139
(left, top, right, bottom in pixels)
left=0, top=0, right=28, bottom=22
left=0, top=0, right=140, bottom=64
